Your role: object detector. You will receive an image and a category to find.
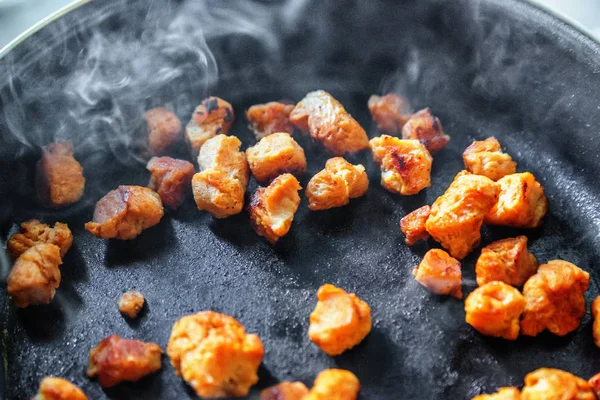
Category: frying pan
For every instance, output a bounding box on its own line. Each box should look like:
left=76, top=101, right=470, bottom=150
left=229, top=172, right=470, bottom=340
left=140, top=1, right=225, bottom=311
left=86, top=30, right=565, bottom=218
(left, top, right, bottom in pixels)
left=1, top=0, right=600, bottom=398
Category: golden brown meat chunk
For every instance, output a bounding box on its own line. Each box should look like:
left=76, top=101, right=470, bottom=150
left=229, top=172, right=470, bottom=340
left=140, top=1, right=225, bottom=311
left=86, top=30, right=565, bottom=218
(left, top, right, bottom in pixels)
left=485, top=172, right=548, bottom=228
left=192, top=134, right=249, bottom=219
left=521, top=368, right=596, bottom=400
left=465, top=281, right=526, bottom=340
left=248, top=173, right=301, bottom=243
left=87, top=335, right=162, bottom=388
left=402, top=108, right=450, bottom=153
left=308, top=284, right=372, bottom=356
left=475, top=236, right=538, bottom=287
left=7, top=243, right=62, bottom=308
left=246, top=132, right=307, bottom=183
left=412, top=248, right=462, bottom=299
left=589, top=372, right=600, bottom=397
left=471, top=387, right=521, bottom=400
left=592, top=297, right=600, bottom=348
left=369, top=135, right=432, bottom=195
left=400, top=205, right=431, bottom=245
left=246, top=101, right=295, bottom=140
left=305, top=369, right=360, bottom=400
left=118, top=291, right=145, bottom=319
left=147, top=156, right=195, bottom=209
left=145, top=108, right=182, bottom=155
left=367, top=93, right=411, bottom=134
left=306, top=157, right=368, bottom=211
left=520, top=260, right=589, bottom=337
left=7, top=219, right=72, bottom=260
left=289, top=90, right=369, bottom=155
left=85, top=185, right=164, bottom=240
left=34, top=377, right=88, bottom=400
left=186, top=97, right=235, bottom=158
left=463, top=137, right=516, bottom=181
left=259, top=382, right=309, bottom=400
left=426, top=171, right=499, bottom=259
left=167, top=311, right=264, bottom=398
left=36, top=141, right=85, bottom=207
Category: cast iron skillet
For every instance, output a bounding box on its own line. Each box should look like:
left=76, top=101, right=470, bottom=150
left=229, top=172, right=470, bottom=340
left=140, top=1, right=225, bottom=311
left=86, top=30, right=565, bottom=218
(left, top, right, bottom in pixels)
left=1, top=0, right=600, bottom=398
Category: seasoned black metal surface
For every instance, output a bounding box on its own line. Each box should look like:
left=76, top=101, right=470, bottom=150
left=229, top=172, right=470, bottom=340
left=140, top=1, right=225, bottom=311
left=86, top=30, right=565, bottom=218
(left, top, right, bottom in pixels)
left=2, top=0, right=600, bottom=398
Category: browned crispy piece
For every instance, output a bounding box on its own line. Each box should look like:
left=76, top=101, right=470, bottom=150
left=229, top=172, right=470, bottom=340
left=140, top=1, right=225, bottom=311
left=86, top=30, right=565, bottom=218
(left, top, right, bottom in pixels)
left=475, top=236, right=538, bottom=287
left=521, top=368, right=596, bottom=400
left=592, top=297, right=600, bottom=348
left=248, top=173, right=301, bottom=243
left=118, top=291, right=145, bottom=319
left=369, top=135, right=432, bottom=195
left=400, top=205, right=431, bottom=245
left=485, top=172, right=548, bottom=228
left=426, top=171, right=499, bottom=259
left=34, top=377, right=88, bottom=400
left=471, top=387, right=521, bottom=400
left=147, top=156, right=195, bottom=209
left=463, top=137, right=516, bottom=181
left=305, top=369, right=360, bottom=400
left=87, top=335, right=162, bottom=388
left=7, top=219, right=72, bottom=260
left=520, top=260, right=589, bottom=337
left=289, top=90, right=369, bottom=155
left=7, top=243, right=62, bottom=308
left=367, top=93, right=411, bottom=134
left=260, top=382, right=309, bottom=400
left=167, top=311, right=264, bottom=398
left=589, top=372, right=600, bottom=397
left=246, top=101, right=295, bottom=140
left=246, top=132, right=307, bottom=183
left=465, top=281, right=525, bottom=340
left=186, top=97, right=234, bottom=157
left=145, top=108, right=182, bottom=155
left=402, top=108, right=450, bottom=153
left=412, top=248, right=462, bottom=299
left=36, top=141, right=85, bottom=207
left=85, top=185, right=164, bottom=240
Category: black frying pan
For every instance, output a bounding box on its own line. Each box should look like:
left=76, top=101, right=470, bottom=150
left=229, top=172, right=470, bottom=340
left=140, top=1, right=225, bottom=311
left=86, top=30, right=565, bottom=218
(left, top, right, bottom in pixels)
left=2, top=0, right=600, bottom=399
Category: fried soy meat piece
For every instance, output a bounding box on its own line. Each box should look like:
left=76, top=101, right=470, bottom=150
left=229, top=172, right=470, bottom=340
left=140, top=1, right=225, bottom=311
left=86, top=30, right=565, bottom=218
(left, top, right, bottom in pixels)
left=463, top=137, right=516, bottom=181
left=33, top=377, right=88, bottom=400
left=402, top=108, right=450, bottom=153
left=246, top=101, right=295, bottom=140
left=305, top=369, right=360, bottom=400
left=521, top=368, right=596, bottom=400
left=145, top=107, right=182, bottom=155
left=147, top=156, right=195, bottom=209
left=118, top=291, right=145, bottom=319
left=589, top=372, right=600, bottom=397
left=246, top=132, right=307, bottom=183
left=186, top=97, right=234, bottom=158
left=259, top=382, right=309, bottom=400
left=167, top=311, right=264, bottom=398
left=471, top=387, right=521, bottom=400
left=400, top=205, right=431, bottom=245
left=7, top=219, right=72, bottom=260
left=475, top=236, right=538, bottom=287
left=36, top=141, right=85, bottom=207
left=289, top=90, right=369, bottom=155
left=412, top=248, right=462, bottom=299
left=592, top=296, right=600, bottom=348
left=85, top=185, right=164, bottom=240
left=367, top=93, right=411, bottom=134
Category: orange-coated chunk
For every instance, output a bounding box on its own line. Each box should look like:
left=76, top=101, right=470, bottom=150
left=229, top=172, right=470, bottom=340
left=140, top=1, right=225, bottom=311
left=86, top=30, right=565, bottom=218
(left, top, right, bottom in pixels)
left=186, top=97, right=234, bottom=157
left=290, top=90, right=369, bottom=155
left=246, top=101, right=295, bottom=140
left=34, top=377, right=87, bottom=400
left=520, top=260, right=589, bottom=337
left=475, top=236, right=538, bottom=287
left=426, top=171, right=499, bottom=259
left=471, top=387, right=521, bottom=400
left=147, top=156, right=195, bottom=209
left=463, top=137, right=516, bottom=181
left=589, top=372, right=600, bottom=398
left=593, top=297, right=600, bottom=348
left=521, top=368, right=596, bottom=400
left=306, top=157, right=368, bottom=211
left=369, top=135, right=432, bottom=195
left=167, top=311, right=264, bottom=398
left=246, top=132, right=307, bottom=183
left=118, top=291, right=145, bottom=319
left=248, top=173, right=301, bottom=243
left=412, top=249, right=462, bottom=299
left=36, top=141, right=85, bottom=207
left=145, top=108, right=182, bottom=155
left=305, top=369, right=360, bottom=400
left=485, top=172, right=548, bottom=228
left=7, top=219, right=72, bottom=260
left=400, top=205, right=431, bottom=245
left=368, top=93, right=411, bottom=134
left=259, top=382, right=309, bottom=400
left=308, top=284, right=372, bottom=356
left=402, top=108, right=450, bottom=153
left=465, top=281, right=525, bottom=340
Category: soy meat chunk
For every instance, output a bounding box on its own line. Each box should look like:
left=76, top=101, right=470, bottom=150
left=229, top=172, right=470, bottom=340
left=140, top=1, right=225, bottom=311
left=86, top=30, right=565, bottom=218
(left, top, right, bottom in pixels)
left=592, top=297, right=600, bottom=348
left=34, top=377, right=88, bottom=400
left=146, top=156, right=194, bottom=209
left=246, top=132, right=307, bottom=183
left=7, top=243, right=62, bottom=308
left=402, top=108, right=450, bottom=153
left=259, top=382, right=309, bottom=400
left=369, top=135, right=432, bottom=195
left=521, top=368, right=596, bottom=400
left=36, top=141, right=85, bottom=207
left=192, top=134, right=249, bottom=218
left=246, top=101, right=295, bottom=140
left=248, top=173, right=301, bottom=243
left=471, top=387, right=521, bottom=400
left=367, top=93, right=411, bottom=134
left=465, top=281, right=526, bottom=340
left=589, top=372, right=600, bottom=397
left=306, top=157, right=368, bottom=211
left=305, top=369, right=360, bottom=400
left=7, top=219, right=72, bottom=259
left=85, top=185, right=164, bottom=240
left=463, top=137, right=516, bottom=181
left=145, top=108, right=182, bottom=155
left=167, top=311, right=264, bottom=398
left=186, top=97, right=234, bottom=157
left=412, top=249, right=462, bottom=299
left=485, top=172, right=548, bottom=228
left=289, top=90, right=369, bottom=155
left=475, top=236, right=538, bottom=287
left=426, top=171, right=499, bottom=259
left=118, top=291, right=145, bottom=319
left=520, top=260, right=589, bottom=337
left=308, top=284, right=372, bottom=356
left=400, top=205, right=431, bottom=245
